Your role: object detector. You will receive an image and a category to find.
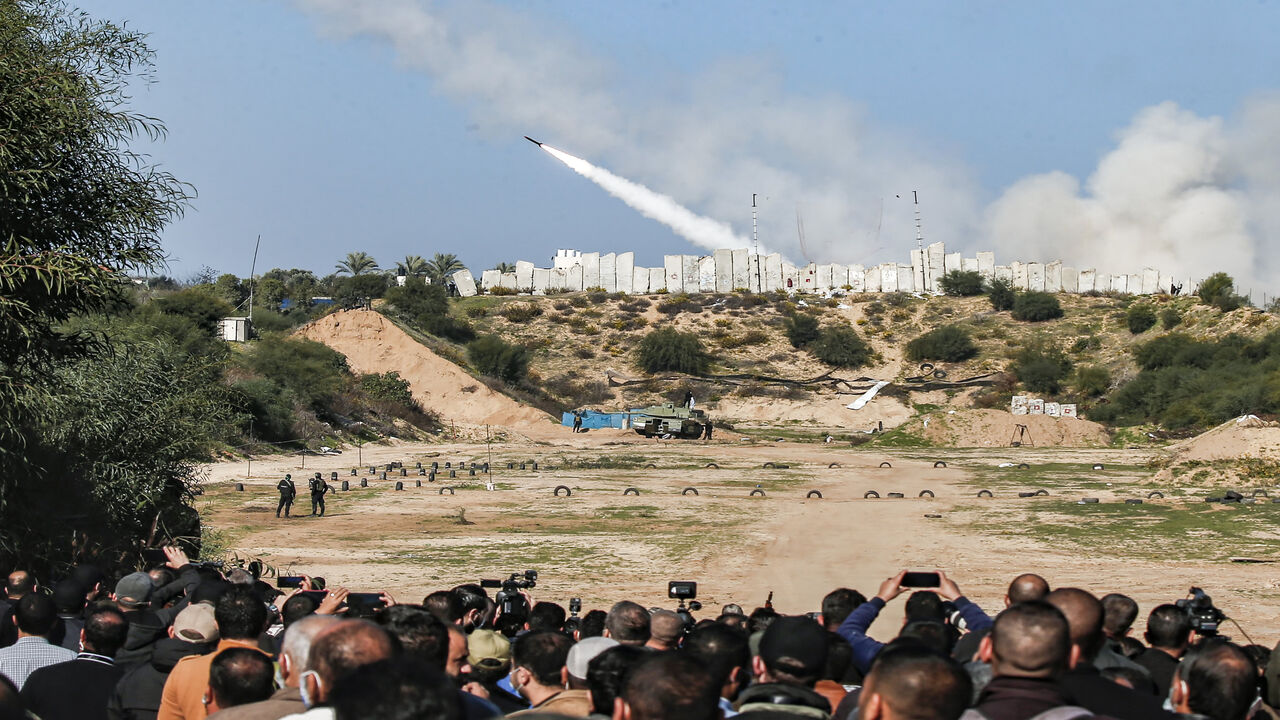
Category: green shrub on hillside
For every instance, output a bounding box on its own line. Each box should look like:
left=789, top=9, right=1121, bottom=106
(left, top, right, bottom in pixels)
left=1160, top=307, right=1182, bottom=330
left=1073, top=365, right=1112, bottom=396
left=243, top=336, right=349, bottom=409
left=636, top=328, right=709, bottom=374
left=1197, top=272, right=1246, bottom=312
left=906, top=325, right=977, bottom=362
left=467, top=335, right=529, bottom=384
left=988, top=278, right=1016, bottom=311
left=785, top=313, right=821, bottom=348
left=498, top=303, right=542, bottom=322
left=809, top=325, right=873, bottom=368
left=359, top=371, right=415, bottom=407
left=1011, top=340, right=1072, bottom=394
left=1012, top=292, right=1063, bottom=322
left=1126, top=304, right=1157, bottom=334
left=939, top=270, right=984, bottom=296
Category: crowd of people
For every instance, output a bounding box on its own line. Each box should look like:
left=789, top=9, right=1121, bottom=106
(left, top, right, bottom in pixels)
left=0, top=551, right=1273, bottom=720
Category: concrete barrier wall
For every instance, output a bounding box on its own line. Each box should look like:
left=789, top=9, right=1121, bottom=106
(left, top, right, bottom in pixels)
left=463, top=243, right=1180, bottom=298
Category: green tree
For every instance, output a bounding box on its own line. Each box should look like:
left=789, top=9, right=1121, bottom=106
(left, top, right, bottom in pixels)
left=784, top=313, right=821, bottom=348
left=427, top=253, right=466, bottom=285
left=493, top=262, right=516, bottom=273
left=906, top=325, right=978, bottom=362
left=395, top=255, right=429, bottom=277
left=1074, top=365, right=1112, bottom=396
left=467, top=335, right=529, bottom=384
left=242, top=336, right=349, bottom=410
left=1012, top=340, right=1072, bottom=394
left=335, top=251, right=379, bottom=276
left=1012, top=292, right=1064, bottom=322
left=1126, top=304, right=1157, bottom=334
left=988, top=278, right=1016, bottom=311
left=939, top=270, right=984, bottom=296
left=636, top=328, right=710, bottom=374
left=809, top=325, right=873, bottom=368
left=1196, top=272, right=1246, bottom=312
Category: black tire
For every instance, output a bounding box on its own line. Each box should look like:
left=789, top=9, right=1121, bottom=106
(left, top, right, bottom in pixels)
left=934, top=461, right=947, bottom=468
left=1092, top=464, right=1105, bottom=470
left=864, top=491, right=880, bottom=499
left=1147, top=491, right=1164, bottom=499
left=919, top=363, right=934, bottom=373
left=554, top=485, right=572, bottom=497
left=439, top=487, right=455, bottom=495
left=1080, top=497, right=1100, bottom=504
left=361, top=478, right=368, bottom=488
left=879, top=462, right=892, bottom=468
left=395, top=481, right=404, bottom=491
left=919, top=490, right=935, bottom=498
left=977, top=490, right=993, bottom=497
left=341, top=480, right=349, bottom=491
left=1253, top=489, right=1270, bottom=497
left=806, top=490, right=823, bottom=499
left=705, top=463, right=720, bottom=469
left=924, top=513, right=942, bottom=519
left=235, top=483, right=244, bottom=492
left=1017, top=463, right=1030, bottom=470
left=1018, top=491, right=1037, bottom=498
left=682, top=487, right=699, bottom=496
left=623, top=488, right=640, bottom=496
left=1125, top=499, right=1143, bottom=504
left=828, top=463, right=841, bottom=468
left=645, top=463, right=657, bottom=469
left=750, top=489, right=766, bottom=497
left=1205, top=497, right=1222, bottom=503
left=1034, top=489, right=1049, bottom=496
left=763, top=462, right=776, bottom=468
left=887, top=492, right=905, bottom=498
left=933, top=369, right=947, bottom=379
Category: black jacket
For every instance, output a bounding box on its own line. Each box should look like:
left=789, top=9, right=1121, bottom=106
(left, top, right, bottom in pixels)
left=735, top=682, right=833, bottom=719
left=971, top=676, right=1075, bottom=720
left=21, top=653, right=122, bottom=720
left=107, top=637, right=213, bottom=720
left=278, top=478, right=296, bottom=497
left=1135, top=649, right=1180, bottom=700
left=1059, top=664, right=1176, bottom=720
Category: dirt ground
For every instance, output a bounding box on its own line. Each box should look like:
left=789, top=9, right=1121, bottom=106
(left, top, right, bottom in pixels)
left=202, top=426, right=1280, bottom=645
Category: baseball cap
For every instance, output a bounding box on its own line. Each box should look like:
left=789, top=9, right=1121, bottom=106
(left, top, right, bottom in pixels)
left=467, top=629, right=512, bottom=671
left=758, top=616, right=828, bottom=678
left=566, top=636, right=618, bottom=680
left=172, top=603, right=219, bottom=644
left=114, top=572, right=154, bottom=607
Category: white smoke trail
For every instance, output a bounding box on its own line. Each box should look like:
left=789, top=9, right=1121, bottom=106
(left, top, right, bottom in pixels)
left=539, top=143, right=748, bottom=251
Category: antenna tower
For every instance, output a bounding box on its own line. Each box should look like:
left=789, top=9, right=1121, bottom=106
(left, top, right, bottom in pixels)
left=248, top=234, right=260, bottom=322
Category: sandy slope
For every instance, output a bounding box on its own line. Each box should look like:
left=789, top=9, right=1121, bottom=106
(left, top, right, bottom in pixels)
left=1166, top=416, right=1280, bottom=462
left=907, top=409, right=1111, bottom=447
left=296, top=310, right=556, bottom=435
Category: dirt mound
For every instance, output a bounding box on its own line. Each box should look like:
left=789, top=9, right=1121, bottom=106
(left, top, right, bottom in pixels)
left=912, top=409, right=1110, bottom=447
left=296, top=310, right=555, bottom=434
left=713, top=393, right=912, bottom=430
left=1167, top=416, right=1280, bottom=463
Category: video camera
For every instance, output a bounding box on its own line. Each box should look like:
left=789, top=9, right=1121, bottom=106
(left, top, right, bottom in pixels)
left=564, top=597, right=583, bottom=634
left=1176, top=587, right=1226, bottom=636
left=668, top=581, right=702, bottom=630
left=481, top=570, right=538, bottom=623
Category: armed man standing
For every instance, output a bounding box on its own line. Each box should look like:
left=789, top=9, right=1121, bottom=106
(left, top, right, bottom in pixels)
left=276, top=474, right=296, bottom=518
left=308, top=472, right=332, bottom=517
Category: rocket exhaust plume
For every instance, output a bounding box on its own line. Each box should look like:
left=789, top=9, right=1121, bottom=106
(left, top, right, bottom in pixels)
left=533, top=140, right=747, bottom=251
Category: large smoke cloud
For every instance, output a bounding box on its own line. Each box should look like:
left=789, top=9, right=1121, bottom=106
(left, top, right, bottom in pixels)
left=297, top=0, right=1280, bottom=292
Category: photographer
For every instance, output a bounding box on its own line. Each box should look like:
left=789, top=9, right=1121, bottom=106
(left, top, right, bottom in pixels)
left=1135, top=604, right=1194, bottom=699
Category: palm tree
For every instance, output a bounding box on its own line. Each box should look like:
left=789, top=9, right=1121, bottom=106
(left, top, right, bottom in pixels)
left=493, top=262, right=516, bottom=274
left=335, top=251, right=379, bottom=276
left=427, top=253, right=466, bottom=285
left=395, top=254, right=429, bottom=277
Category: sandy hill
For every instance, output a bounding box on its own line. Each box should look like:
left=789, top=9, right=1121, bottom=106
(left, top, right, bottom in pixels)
left=296, top=310, right=556, bottom=435
left=1166, top=415, right=1280, bottom=463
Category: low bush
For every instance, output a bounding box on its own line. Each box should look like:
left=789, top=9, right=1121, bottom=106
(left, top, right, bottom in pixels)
left=1159, top=307, right=1182, bottom=330
left=1012, top=292, right=1064, bottom=322
left=939, top=270, right=984, bottom=296
left=498, top=303, right=542, bottom=322
left=988, top=278, right=1016, bottom=311
left=784, top=313, right=821, bottom=348
left=1073, top=365, right=1112, bottom=396
left=636, top=328, right=710, bottom=374
left=1126, top=304, right=1157, bottom=334
left=1011, top=340, right=1072, bottom=394
left=467, top=335, right=529, bottom=384
left=809, top=325, right=873, bottom=368
left=906, top=325, right=978, bottom=362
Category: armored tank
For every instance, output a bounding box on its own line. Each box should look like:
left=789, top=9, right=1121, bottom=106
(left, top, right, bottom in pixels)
left=632, top=403, right=708, bottom=439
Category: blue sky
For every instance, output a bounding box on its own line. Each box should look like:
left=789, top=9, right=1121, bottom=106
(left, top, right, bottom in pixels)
left=78, top=1, right=1280, bottom=286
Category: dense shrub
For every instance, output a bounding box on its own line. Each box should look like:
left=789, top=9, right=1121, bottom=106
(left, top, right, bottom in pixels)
left=1160, top=307, right=1182, bottom=330
left=465, top=306, right=488, bottom=318
left=155, top=289, right=235, bottom=334
left=1126, top=304, right=1157, bottom=334
left=809, top=325, right=873, bottom=368
left=1197, top=272, right=1246, bottom=312
left=1073, top=365, right=1112, bottom=396
left=498, top=303, right=542, bottom=322
left=467, top=335, right=529, bottom=384
left=359, top=371, right=415, bottom=407
left=1012, top=292, right=1064, bottom=322
left=784, top=313, right=821, bottom=348
left=939, top=270, right=984, bottom=296
left=988, top=278, right=1016, bottom=311
left=422, top=314, right=476, bottom=343
left=243, top=336, right=349, bottom=409
left=719, top=329, right=770, bottom=349
left=636, top=328, right=710, bottom=374
left=906, top=325, right=977, bottom=362
left=1011, top=341, right=1072, bottom=394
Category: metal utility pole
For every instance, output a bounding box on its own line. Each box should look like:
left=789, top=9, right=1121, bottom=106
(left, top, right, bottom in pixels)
left=248, top=235, right=260, bottom=322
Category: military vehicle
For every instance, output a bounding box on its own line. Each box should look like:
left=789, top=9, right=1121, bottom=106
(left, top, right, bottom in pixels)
left=631, top=403, right=709, bottom=439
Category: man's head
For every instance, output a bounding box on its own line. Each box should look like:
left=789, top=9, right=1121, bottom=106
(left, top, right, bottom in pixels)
left=1172, top=641, right=1258, bottom=720
left=684, top=623, right=750, bottom=700
left=1045, top=587, right=1105, bottom=662
left=5, top=571, right=34, bottom=600
left=1101, top=593, right=1139, bottom=639
left=904, top=592, right=944, bottom=623
left=979, top=601, right=1075, bottom=680
left=280, top=615, right=340, bottom=687
left=51, top=580, right=85, bottom=616
left=114, top=572, right=154, bottom=610
left=898, top=621, right=953, bottom=656
left=1005, top=574, right=1050, bottom=606
left=374, top=604, right=449, bottom=670
left=510, top=630, right=574, bottom=699
left=648, top=610, right=684, bottom=650
left=466, top=629, right=512, bottom=683
left=330, top=658, right=462, bottom=720
left=579, top=609, right=607, bottom=639
left=605, top=601, right=651, bottom=646
left=15, top=593, right=58, bottom=638
left=526, top=601, right=566, bottom=633
left=567, top=636, right=619, bottom=689
left=1145, top=604, right=1194, bottom=653
left=754, top=615, right=828, bottom=687
left=450, top=584, right=493, bottom=631
left=281, top=593, right=320, bottom=627
left=857, top=645, right=973, bottom=720
left=588, top=645, right=650, bottom=717
left=82, top=606, right=129, bottom=658
left=304, top=620, right=396, bottom=706
left=171, top=603, right=220, bottom=645
left=445, top=625, right=471, bottom=679
left=215, top=586, right=269, bottom=641
left=207, top=648, right=275, bottom=713
left=423, top=590, right=463, bottom=625
left=821, top=588, right=867, bottom=631
left=615, top=652, right=719, bottom=720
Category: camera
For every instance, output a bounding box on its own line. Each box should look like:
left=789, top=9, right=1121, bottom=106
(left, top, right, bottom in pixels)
left=668, top=581, right=702, bottom=631
left=1176, top=587, right=1226, bottom=636
left=480, top=570, right=538, bottom=623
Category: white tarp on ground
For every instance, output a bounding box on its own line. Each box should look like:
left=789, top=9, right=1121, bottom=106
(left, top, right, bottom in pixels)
left=846, top=381, right=891, bottom=410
